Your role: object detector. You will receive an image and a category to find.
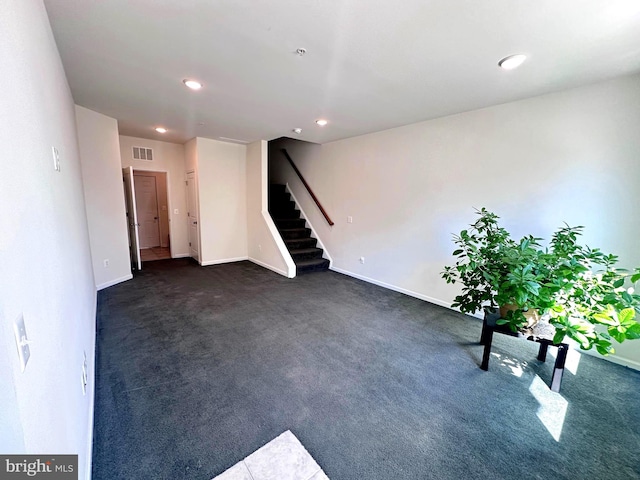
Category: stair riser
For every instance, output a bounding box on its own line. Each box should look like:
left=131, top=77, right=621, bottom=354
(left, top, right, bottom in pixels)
left=270, top=208, right=298, bottom=216
left=272, top=209, right=301, bottom=219
left=286, top=238, right=317, bottom=249
left=274, top=219, right=306, bottom=229
left=281, top=228, right=312, bottom=240
left=269, top=200, right=296, bottom=211
left=271, top=185, right=287, bottom=194
left=292, top=251, right=324, bottom=261
left=269, top=193, right=291, bottom=203
left=296, top=259, right=330, bottom=274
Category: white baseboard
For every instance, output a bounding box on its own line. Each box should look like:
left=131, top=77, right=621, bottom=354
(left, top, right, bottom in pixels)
left=329, top=266, right=640, bottom=371
left=581, top=348, right=640, bottom=371
left=84, top=301, right=97, bottom=480
left=329, top=266, right=455, bottom=311
left=248, top=257, right=291, bottom=277
left=84, top=351, right=96, bottom=480
left=201, top=256, right=249, bottom=266
left=96, top=273, right=133, bottom=291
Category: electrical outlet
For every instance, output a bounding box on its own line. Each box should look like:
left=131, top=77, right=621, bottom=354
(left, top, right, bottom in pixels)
left=174, top=209, right=179, bottom=215
left=359, top=257, right=365, bottom=264
left=103, top=259, right=109, bottom=268
left=13, top=314, right=31, bottom=372
left=258, top=244, right=262, bottom=252
left=347, top=216, right=353, bottom=224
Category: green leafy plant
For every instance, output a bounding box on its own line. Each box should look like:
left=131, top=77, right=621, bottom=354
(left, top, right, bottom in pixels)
left=441, top=208, right=545, bottom=330
left=441, top=209, right=640, bottom=355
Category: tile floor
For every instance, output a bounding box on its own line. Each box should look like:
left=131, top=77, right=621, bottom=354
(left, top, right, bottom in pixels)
left=139, top=247, right=171, bottom=262
left=212, top=431, right=329, bottom=480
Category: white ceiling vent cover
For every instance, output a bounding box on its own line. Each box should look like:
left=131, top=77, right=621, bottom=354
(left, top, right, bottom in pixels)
left=132, top=146, right=153, bottom=161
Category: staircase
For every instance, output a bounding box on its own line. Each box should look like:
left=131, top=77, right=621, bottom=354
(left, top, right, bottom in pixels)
left=269, top=184, right=330, bottom=274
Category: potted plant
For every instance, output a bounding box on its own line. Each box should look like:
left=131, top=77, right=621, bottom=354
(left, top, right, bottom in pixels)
left=440, top=208, right=546, bottom=330
left=441, top=208, right=640, bottom=355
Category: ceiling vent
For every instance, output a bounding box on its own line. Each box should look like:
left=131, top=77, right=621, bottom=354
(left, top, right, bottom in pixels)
left=132, top=146, right=153, bottom=161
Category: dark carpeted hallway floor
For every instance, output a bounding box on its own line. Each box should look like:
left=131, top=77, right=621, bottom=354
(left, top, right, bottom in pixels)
left=92, top=259, right=640, bottom=480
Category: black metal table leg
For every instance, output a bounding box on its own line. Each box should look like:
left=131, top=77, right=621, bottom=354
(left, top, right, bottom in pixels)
left=537, top=342, right=549, bottom=362
left=480, top=319, right=488, bottom=345
left=550, top=344, right=569, bottom=393
left=480, top=327, right=493, bottom=371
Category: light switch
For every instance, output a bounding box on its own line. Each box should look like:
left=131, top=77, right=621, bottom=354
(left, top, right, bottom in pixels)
left=81, top=351, right=88, bottom=395
left=174, top=209, right=179, bottom=215
left=13, top=314, right=31, bottom=372
left=52, top=146, right=61, bottom=172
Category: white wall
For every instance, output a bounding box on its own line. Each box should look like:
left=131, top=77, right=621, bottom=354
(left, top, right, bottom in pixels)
left=183, top=138, right=200, bottom=262
left=195, top=138, right=248, bottom=265
left=273, top=74, right=640, bottom=369
left=246, top=140, right=295, bottom=277
left=119, top=136, right=189, bottom=258
left=76, top=105, right=132, bottom=289
left=184, top=137, right=197, bottom=173
left=0, top=1, right=97, bottom=478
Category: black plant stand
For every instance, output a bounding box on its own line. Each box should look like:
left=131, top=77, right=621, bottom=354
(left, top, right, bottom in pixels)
left=480, top=310, right=569, bottom=393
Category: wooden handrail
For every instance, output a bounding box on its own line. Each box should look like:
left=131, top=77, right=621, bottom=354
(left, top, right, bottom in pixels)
left=281, top=148, right=334, bottom=226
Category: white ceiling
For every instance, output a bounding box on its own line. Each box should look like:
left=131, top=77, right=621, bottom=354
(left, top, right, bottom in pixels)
left=43, top=0, right=640, bottom=145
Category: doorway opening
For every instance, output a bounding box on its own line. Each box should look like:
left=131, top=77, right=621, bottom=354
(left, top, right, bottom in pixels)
left=122, top=168, right=172, bottom=269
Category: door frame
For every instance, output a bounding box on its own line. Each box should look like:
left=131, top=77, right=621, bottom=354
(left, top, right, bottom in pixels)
left=122, top=166, right=142, bottom=270
left=185, top=169, right=200, bottom=263
left=133, top=173, right=162, bottom=249
left=130, top=167, right=175, bottom=259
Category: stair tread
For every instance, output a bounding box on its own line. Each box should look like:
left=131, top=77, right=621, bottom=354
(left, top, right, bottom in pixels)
left=274, top=218, right=305, bottom=224
left=285, top=237, right=313, bottom=242
left=290, top=247, right=323, bottom=255
left=270, top=210, right=300, bottom=218
left=273, top=219, right=305, bottom=225
left=295, top=258, right=330, bottom=267
left=285, top=238, right=316, bottom=245
left=279, top=227, right=310, bottom=232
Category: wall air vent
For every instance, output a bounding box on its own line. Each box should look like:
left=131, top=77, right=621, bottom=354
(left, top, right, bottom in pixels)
left=132, top=146, right=153, bottom=161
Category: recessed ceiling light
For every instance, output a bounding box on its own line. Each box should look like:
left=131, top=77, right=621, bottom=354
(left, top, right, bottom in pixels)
left=155, top=127, right=167, bottom=133
left=183, top=79, right=203, bottom=90
left=292, top=128, right=302, bottom=134
left=315, top=119, right=328, bottom=126
left=498, top=54, right=527, bottom=70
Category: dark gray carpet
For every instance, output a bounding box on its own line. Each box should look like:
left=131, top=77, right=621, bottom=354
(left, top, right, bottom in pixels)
left=92, top=259, right=640, bottom=480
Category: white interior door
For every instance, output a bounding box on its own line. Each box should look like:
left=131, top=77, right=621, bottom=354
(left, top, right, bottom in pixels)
left=134, top=174, right=161, bottom=249
left=122, top=167, right=142, bottom=270
left=186, top=171, right=200, bottom=261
